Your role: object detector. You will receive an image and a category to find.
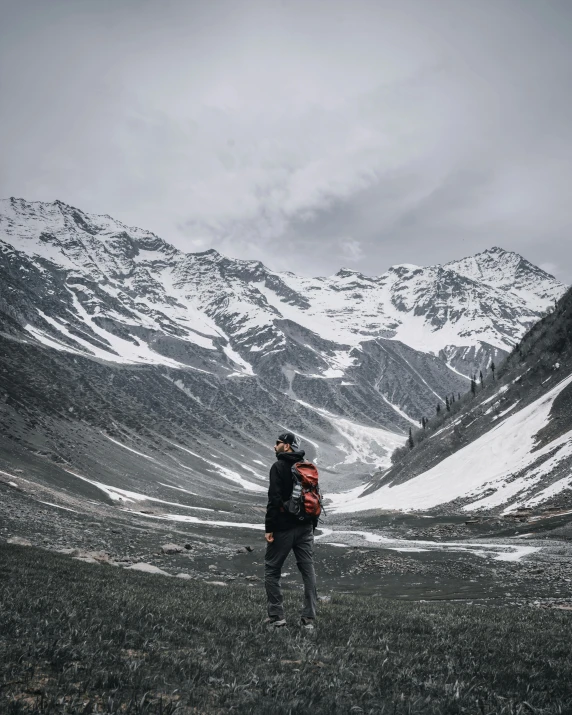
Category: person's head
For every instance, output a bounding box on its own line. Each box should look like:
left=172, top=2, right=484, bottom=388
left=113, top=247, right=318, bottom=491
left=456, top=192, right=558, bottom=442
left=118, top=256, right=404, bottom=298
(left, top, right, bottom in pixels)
left=274, top=431, right=300, bottom=454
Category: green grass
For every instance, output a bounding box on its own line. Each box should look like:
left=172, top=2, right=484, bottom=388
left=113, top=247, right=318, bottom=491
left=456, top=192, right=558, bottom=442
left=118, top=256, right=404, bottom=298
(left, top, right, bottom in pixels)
left=1, top=544, right=571, bottom=714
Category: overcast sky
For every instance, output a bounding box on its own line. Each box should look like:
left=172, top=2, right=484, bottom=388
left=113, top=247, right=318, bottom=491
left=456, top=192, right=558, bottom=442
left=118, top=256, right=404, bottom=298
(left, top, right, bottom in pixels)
left=1, top=0, right=571, bottom=281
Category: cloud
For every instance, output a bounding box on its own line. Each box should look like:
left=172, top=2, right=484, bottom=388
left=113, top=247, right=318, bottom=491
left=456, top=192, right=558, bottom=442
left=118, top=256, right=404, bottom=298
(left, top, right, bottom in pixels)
left=338, top=239, right=364, bottom=263
left=539, top=263, right=558, bottom=276
left=1, top=0, right=571, bottom=279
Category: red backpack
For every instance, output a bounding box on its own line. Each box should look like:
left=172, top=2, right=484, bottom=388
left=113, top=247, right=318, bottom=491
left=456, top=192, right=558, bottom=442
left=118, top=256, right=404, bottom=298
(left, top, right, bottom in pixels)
left=283, top=461, right=324, bottom=521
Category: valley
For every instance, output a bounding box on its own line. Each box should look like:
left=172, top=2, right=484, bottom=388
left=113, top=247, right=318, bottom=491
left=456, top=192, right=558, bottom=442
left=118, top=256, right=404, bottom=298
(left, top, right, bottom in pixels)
left=3, top=453, right=572, bottom=608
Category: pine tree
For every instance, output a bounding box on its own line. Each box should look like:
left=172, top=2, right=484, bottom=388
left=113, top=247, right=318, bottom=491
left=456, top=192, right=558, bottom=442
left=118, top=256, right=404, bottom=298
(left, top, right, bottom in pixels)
left=445, top=395, right=450, bottom=412
left=458, top=392, right=461, bottom=401
left=451, top=393, right=455, bottom=404
left=422, top=417, right=427, bottom=429
left=436, top=403, right=441, bottom=415
left=479, top=370, right=484, bottom=387
left=408, top=427, right=414, bottom=450
left=470, top=375, right=477, bottom=397
left=491, top=361, right=496, bottom=379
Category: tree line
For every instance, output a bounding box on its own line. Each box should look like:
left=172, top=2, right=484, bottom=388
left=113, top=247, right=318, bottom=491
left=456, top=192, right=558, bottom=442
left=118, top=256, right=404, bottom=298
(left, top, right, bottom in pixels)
left=398, top=361, right=497, bottom=462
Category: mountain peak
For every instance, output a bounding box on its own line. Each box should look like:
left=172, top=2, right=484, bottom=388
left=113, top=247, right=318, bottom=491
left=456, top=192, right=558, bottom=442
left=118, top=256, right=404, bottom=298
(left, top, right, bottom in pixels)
left=388, top=263, right=420, bottom=274
left=195, top=248, right=221, bottom=258
left=335, top=267, right=362, bottom=278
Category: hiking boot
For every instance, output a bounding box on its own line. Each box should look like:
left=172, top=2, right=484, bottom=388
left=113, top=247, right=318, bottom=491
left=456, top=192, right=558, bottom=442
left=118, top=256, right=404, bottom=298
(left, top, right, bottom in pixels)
left=300, top=617, right=315, bottom=630
left=265, top=616, right=286, bottom=628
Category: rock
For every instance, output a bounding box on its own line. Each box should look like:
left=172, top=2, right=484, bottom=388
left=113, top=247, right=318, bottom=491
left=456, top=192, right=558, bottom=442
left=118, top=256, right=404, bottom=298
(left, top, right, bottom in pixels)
left=58, top=547, right=81, bottom=556
left=184, top=543, right=192, bottom=550
left=206, top=581, right=227, bottom=586
left=161, top=543, right=184, bottom=554
left=89, top=551, right=112, bottom=563
left=208, top=564, right=218, bottom=571
left=245, top=545, right=254, bottom=552
left=176, top=572, right=192, bottom=579
left=126, top=562, right=171, bottom=576
left=236, top=547, right=249, bottom=554
left=318, top=595, right=331, bottom=603
left=74, top=556, right=99, bottom=564
left=245, top=575, right=260, bottom=582
left=7, top=537, right=32, bottom=546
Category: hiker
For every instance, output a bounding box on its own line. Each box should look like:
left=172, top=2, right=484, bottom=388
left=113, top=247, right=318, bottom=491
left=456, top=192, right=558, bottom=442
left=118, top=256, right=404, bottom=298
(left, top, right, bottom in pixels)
left=264, top=431, right=320, bottom=630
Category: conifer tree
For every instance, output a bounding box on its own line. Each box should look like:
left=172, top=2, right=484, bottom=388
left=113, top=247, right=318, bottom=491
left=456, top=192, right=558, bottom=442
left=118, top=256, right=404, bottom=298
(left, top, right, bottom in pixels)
left=436, top=403, right=441, bottom=415
left=458, top=392, right=461, bottom=401
left=479, top=370, right=484, bottom=387
left=446, top=395, right=450, bottom=412
left=408, top=427, right=414, bottom=450
left=451, top=393, right=455, bottom=404
left=491, top=361, right=496, bottom=379
left=470, top=375, right=477, bottom=396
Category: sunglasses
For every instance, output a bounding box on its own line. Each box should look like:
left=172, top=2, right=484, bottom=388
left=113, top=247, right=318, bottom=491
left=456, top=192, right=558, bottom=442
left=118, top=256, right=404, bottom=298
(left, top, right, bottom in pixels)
left=275, top=440, right=287, bottom=446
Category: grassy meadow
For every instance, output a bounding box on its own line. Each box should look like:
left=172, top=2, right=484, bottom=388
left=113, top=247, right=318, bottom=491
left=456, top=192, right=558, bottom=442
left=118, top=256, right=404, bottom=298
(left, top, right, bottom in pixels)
left=1, top=543, right=571, bottom=714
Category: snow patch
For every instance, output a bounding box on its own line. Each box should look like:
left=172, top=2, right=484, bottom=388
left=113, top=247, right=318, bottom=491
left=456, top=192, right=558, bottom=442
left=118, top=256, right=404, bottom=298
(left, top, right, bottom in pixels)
left=329, top=372, right=572, bottom=513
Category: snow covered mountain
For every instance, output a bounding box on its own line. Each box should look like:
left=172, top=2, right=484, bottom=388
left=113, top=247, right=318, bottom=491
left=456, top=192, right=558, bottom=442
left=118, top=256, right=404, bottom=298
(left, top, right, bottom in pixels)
left=1, top=198, right=564, bottom=382
left=333, top=286, right=572, bottom=514
left=0, top=197, right=566, bottom=511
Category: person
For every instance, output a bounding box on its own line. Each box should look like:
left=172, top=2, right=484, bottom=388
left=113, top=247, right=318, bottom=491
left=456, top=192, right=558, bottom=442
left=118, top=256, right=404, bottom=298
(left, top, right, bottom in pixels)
left=264, top=431, right=318, bottom=630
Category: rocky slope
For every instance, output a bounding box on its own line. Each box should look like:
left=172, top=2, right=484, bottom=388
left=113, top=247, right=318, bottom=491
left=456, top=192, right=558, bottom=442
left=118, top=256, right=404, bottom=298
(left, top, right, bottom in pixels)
left=332, top=286, right=572, bottom=514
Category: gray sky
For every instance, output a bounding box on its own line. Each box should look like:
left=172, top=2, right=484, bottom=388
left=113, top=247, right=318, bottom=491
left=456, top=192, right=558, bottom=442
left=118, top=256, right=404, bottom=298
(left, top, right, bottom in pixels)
left=1, top=0, right=571, bottom=281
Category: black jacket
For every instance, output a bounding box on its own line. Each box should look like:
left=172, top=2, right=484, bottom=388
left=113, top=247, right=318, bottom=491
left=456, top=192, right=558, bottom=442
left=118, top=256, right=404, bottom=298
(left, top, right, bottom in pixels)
left=265, top=449, right=318, bottom=533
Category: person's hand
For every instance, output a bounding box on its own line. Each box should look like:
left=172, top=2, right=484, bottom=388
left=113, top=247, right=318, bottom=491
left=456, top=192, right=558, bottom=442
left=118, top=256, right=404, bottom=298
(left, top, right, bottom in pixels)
left=265, top=532, right=274, bottom=543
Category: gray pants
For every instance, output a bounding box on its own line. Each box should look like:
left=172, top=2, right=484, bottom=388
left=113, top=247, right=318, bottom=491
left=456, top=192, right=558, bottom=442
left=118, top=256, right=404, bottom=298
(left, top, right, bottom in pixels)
left=265, top=523, right=317, bottom=620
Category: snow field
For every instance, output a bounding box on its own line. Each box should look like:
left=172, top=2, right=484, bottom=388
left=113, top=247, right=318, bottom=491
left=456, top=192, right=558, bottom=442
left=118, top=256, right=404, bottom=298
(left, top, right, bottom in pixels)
left=314, top=528, right=540, bottom=562
left=329, top=372, right=572, bottom=513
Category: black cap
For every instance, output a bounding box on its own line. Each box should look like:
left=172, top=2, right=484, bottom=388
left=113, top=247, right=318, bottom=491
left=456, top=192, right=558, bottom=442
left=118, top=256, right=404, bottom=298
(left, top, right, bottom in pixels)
left=277, top=431, right=300, bottom=449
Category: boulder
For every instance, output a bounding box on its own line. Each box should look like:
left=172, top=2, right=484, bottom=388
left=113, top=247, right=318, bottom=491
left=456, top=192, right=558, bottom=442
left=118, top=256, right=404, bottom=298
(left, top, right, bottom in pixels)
left=176, top=573, right=192, bottom=579
left=7, top=536, right=32, bottom=546
left=74, top=556, right=99, bottom=564
left=161, top=543, right=184, bottom=554
left=89, top=551, right=112, bottom=563
left=58, top=547, right=81, bottom=556
left=126, top=562, right=171, bottom=576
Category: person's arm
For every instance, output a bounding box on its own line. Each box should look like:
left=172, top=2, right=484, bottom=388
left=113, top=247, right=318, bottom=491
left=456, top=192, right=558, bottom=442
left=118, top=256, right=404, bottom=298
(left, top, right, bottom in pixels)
left=265, top=462, right=282, bottom=535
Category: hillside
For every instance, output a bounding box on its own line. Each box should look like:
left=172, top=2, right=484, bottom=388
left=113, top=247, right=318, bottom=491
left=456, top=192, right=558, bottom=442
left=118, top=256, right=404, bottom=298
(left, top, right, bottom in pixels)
left=332, top=286, right=572, bottom=514
left=0, top=196, right=566, bottom=519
